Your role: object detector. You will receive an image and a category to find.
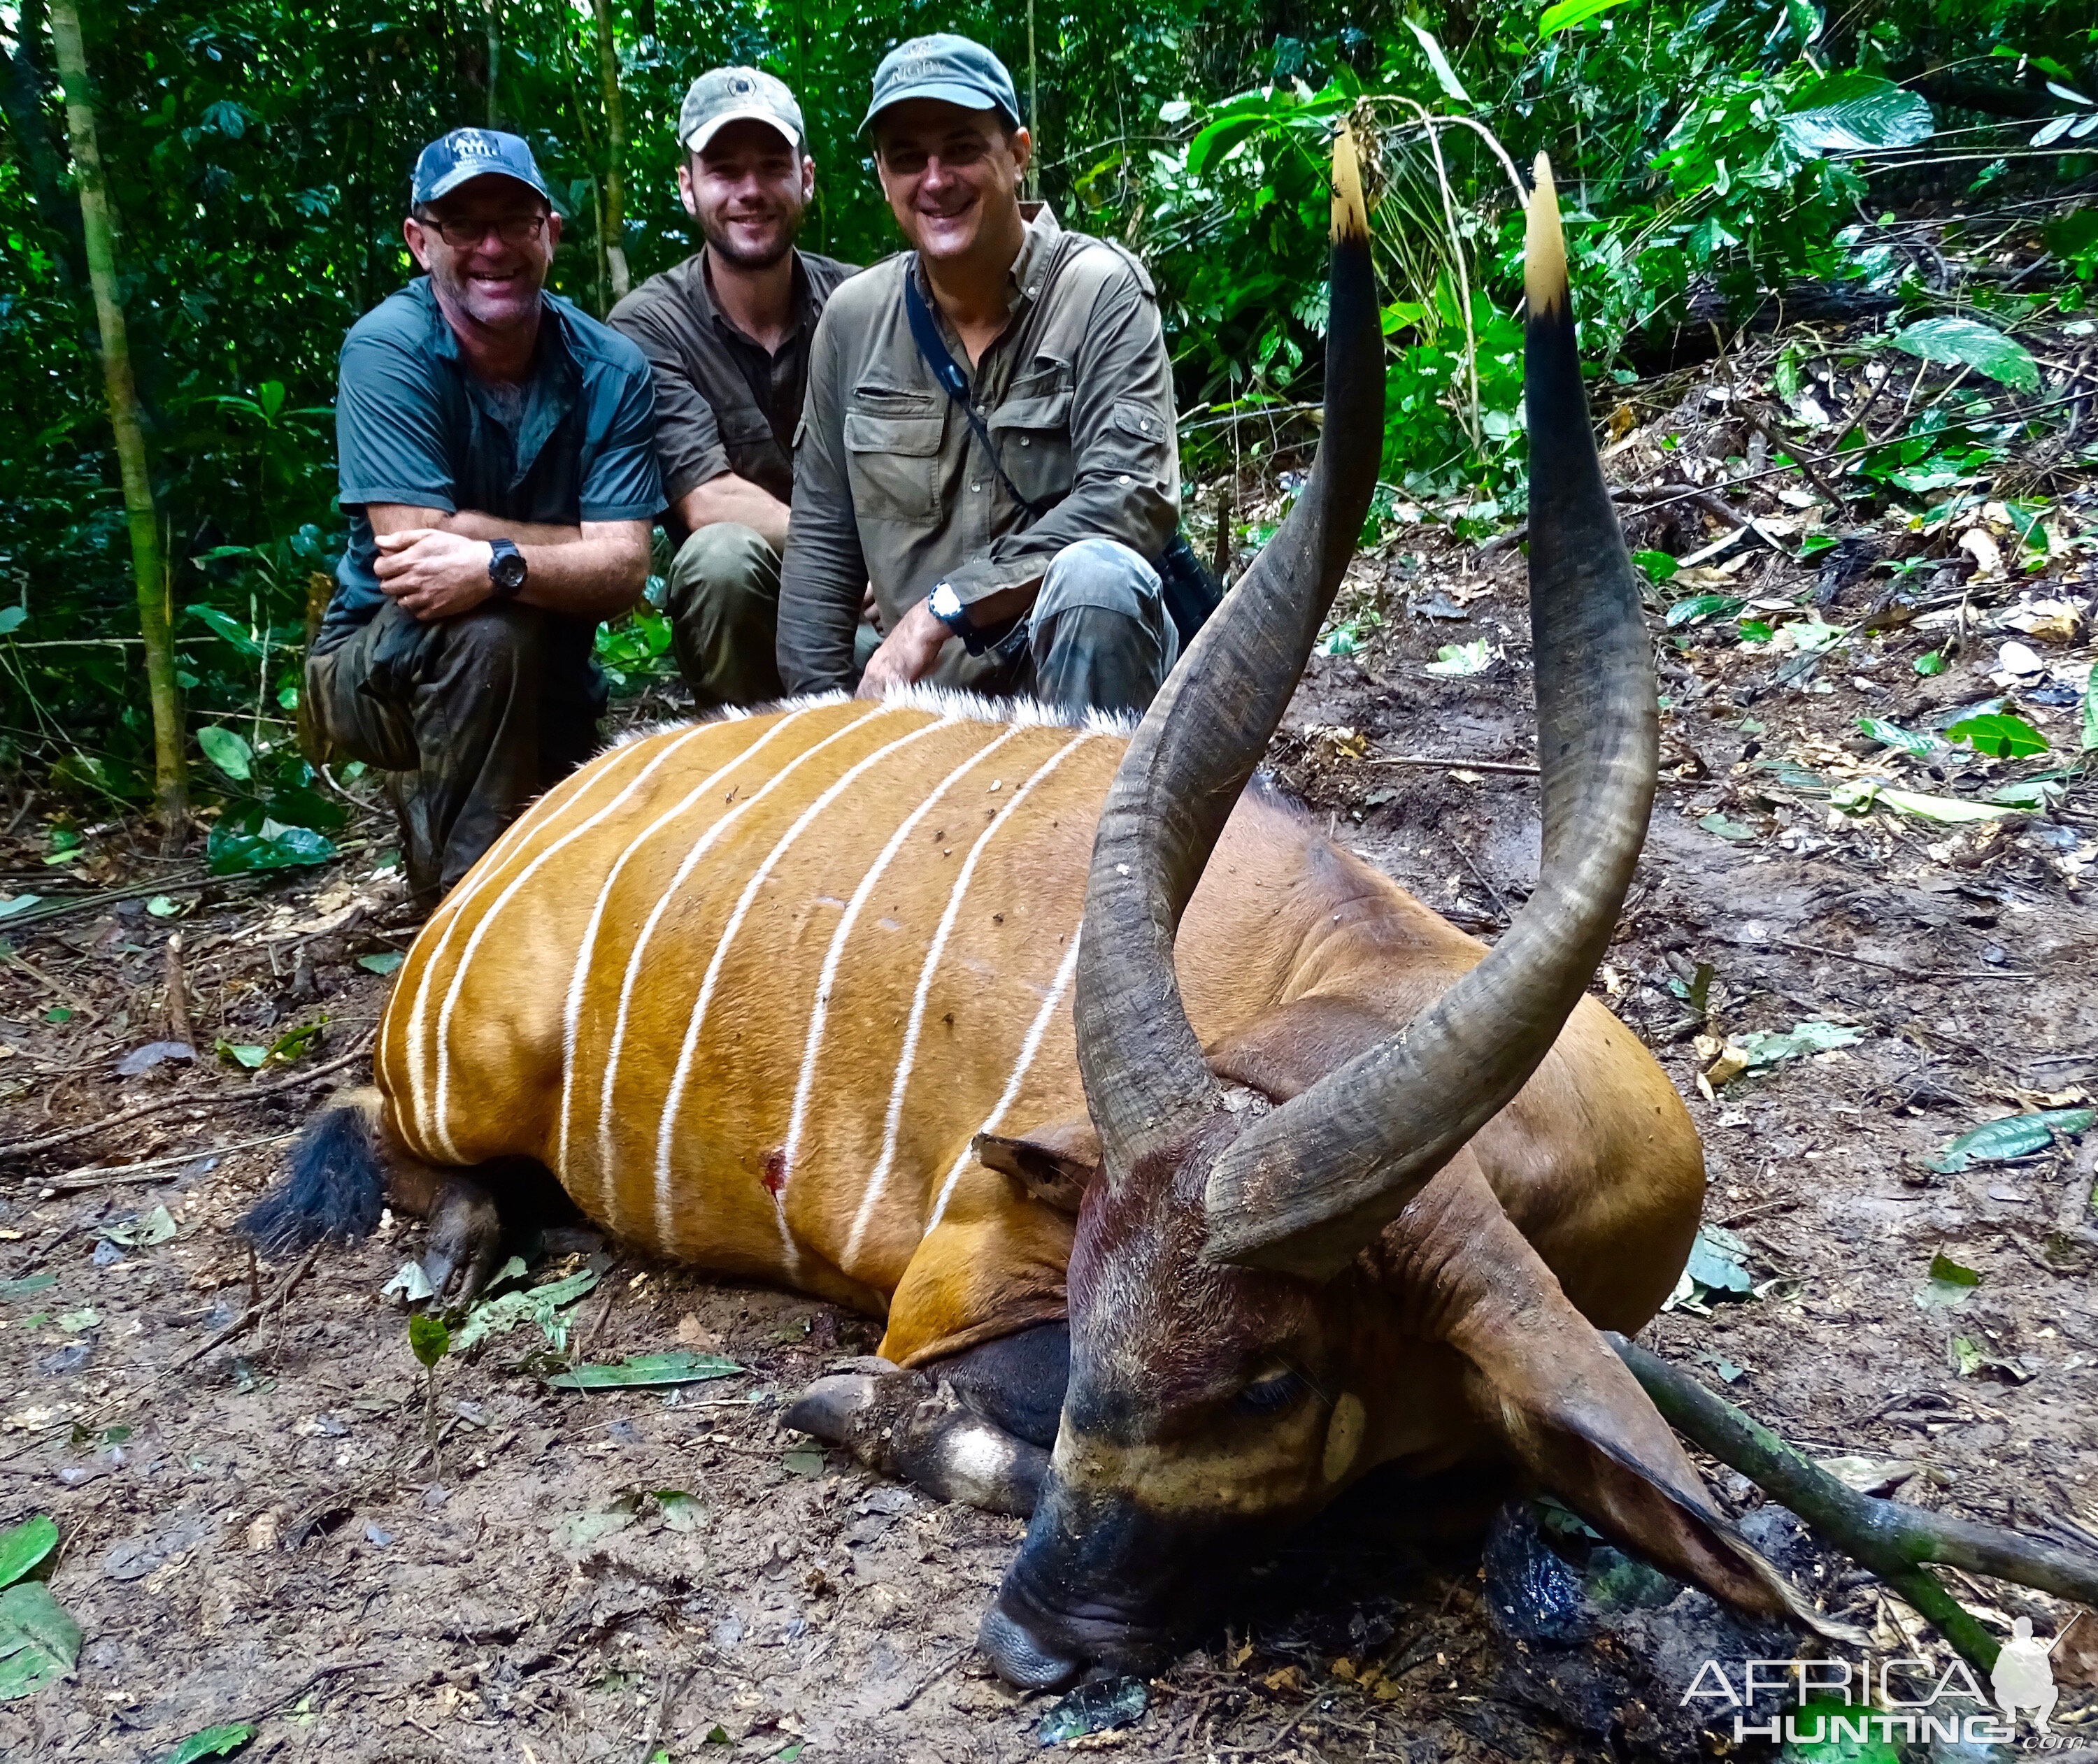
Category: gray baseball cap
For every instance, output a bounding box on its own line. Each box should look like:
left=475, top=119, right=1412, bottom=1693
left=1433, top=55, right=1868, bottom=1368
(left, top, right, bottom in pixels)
left=679, top=66, right=806, bottom=156
left=862, top=34, right=1020, bottom=132
left=412, top=129, right=553, bottom=207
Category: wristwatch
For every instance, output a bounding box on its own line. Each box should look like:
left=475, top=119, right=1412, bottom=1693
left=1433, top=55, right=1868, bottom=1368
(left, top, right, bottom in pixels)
left=487, top=538, right=528, bottom=601
left=927, top=582, right=985, bottom=656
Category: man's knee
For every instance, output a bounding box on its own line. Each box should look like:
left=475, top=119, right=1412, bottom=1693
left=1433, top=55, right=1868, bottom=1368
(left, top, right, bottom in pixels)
left=1028, top=539, right=1178, bottom=717
left=433, top=601, right=546, bottom=680
left=1034, top=538, right=1159, bottom=624
left=669, top=522, right=780, bottom=617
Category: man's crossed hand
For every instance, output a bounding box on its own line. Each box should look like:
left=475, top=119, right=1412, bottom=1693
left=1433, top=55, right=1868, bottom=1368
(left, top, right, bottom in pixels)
left=373, top=527, right=496, bottom=620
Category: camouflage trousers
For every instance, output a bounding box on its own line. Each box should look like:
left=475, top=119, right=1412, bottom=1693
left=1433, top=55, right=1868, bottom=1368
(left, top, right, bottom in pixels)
left=306, top=599, right=605, bottom=906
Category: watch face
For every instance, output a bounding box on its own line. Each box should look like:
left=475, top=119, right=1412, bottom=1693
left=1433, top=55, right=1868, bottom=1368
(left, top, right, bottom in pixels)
left=931, top=584, right=960, bottom=619
left=492, top=545, right=528, bottom=591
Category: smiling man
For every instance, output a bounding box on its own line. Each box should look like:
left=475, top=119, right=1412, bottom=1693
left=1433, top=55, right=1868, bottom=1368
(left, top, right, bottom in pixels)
left=777, top=35, right=1181, bottom=715
left=610, top=69, right=857, bottom=708
left=308, top=129, right=662, bottom=905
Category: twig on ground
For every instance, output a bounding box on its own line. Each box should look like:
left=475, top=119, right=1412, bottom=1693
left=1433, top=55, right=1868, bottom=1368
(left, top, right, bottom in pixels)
left=1611, top=1333, right=2098, bottom=1672
left=163, top=931, right=195, bottom=1049
left=1742, top=402, right=1851, bottom=516
left=173, top=1240, right=323, bottom=1373
left=0, top=874, right=213, bottom=929
left=44, top=1130, right=297, bottom=1193
left=1779, top=938, right=2032, bottom=981
left=1371, top=754, right=1540, bottom=776
left=0, top=1034, right=371, bottom=1163
left=892, top=1643, right=968, bottom=1711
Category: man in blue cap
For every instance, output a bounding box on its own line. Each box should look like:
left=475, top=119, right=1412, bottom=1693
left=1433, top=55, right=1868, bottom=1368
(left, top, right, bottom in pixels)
left=776, top=34, right=1181, bottom=715
left=307, top=128, right=663, bottom=905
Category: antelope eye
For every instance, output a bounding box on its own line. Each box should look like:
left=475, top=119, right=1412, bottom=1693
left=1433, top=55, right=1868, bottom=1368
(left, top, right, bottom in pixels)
left=1234, top=1370, right=1307, bottom=1415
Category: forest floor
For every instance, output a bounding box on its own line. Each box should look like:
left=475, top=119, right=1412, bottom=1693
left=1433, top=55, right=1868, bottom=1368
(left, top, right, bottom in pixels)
left=3, top=352, right=2098, bottom=1762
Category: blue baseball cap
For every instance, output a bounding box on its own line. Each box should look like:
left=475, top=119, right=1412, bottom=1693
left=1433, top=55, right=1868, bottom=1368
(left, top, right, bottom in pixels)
left=862, top=34, right=1021, bottom=133
left=412, top=129, right=553, bottom=208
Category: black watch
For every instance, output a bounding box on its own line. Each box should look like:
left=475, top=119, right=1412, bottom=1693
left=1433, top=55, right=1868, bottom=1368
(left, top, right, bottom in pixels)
left=927, top=582, right=985, bottom=656
left=487, top=538, right=528, bottom=601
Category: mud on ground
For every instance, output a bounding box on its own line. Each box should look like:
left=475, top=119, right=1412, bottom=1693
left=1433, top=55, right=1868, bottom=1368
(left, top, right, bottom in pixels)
left=2, top=487, right=2097, bottom=1761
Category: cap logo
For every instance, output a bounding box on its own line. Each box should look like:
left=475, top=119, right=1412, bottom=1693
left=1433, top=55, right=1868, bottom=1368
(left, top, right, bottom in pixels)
left=895, top=55, right=943, bottom=81
left=729, top=73, right=754, bottom=94
left=451, top=129, right=501, bottom=159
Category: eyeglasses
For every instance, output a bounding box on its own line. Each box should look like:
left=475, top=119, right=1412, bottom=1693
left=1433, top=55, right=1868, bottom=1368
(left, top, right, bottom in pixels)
left=419, top=212, right=548, bottom=248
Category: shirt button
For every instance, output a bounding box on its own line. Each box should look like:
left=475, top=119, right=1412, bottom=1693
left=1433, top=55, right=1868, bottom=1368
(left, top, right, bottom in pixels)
left=1019, top=437, right=1031, bottom=447
left=971, top=482, right=983, bottom=493
left=1118, top=473, right=1132, bottom=485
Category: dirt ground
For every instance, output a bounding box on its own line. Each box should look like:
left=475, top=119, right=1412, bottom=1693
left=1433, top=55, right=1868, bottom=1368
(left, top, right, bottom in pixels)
left=3, top=426, right=2098, bottom=1760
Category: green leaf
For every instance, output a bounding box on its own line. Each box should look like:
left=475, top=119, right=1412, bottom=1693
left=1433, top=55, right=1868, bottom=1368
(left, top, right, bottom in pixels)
left=163, top=1723, right=258, bottom=1763
left=408, top=1312, right=451, bottom=1370
left=187, top=605, right=264, bottom=657
left=1698, top=812, right=1757, bottom=842
left=0, top=1275, right=57, bottom=1301
left=1913, top=650, right=1948, bottom=677
left=450, top=1268, right=600, bottom=1355
left=1943, top=711, right=2046, bottom=758
left=548, top=1351, right=744, bottom=1390
left=1538, top=0, right=1636, bottom=38
left=197, top=726, right=252, bottom=782
left=1738, top=619, right=1776, bottom=642
left=0, top=894, right=41, bottom=921
left=145, top=895, right=183, bottom=918
left=357, top=951, right=404, bottom=975
left=1424, top=638, right=1493, bottom=676
left=1799, top=533, right=1840, bottom=559
left=1827, top=780, right=2013, bottom=824
left=1779, top=73, right=1934, bottom=155
left=0, top=1581, right=80, bottom=1698
left=1634, top=550, right=1679, bottom=583
left=101, top=1205, right=178, bottom=1247
left=1665, top=594, right=1743, bottom=627
left=1929, top=1252, right=1981, bottom=1286
left=1890, top=317, right=2040, bottom=392
left=0, top=607, right=26, bottom=638
left=2084, top=671, right=2098, bottom=751
left=1404, top=19, right=1470, bottom=103
left=0, top=1517, right=58, bottom=1590
left=1927, top=1108, right=2095, bottom=1174
left=1736, top=1021, right=1866, bottom=1066
left=1685, top=1226, right=1753, bottom=1295
left=215, top=1039, right=268, bottom=1070
left=1855, top=717, right=1939, bottom=756
left=206, top=822, right=336, bottom=876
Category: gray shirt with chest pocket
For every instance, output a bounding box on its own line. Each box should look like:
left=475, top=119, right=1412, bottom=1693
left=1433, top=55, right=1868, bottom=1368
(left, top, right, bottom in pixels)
left=777, top=207, right=1180, bottom=696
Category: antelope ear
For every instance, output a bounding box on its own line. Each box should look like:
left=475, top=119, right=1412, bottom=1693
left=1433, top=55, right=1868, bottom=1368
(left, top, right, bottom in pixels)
left=1401, top=1159, right=1860, bottom=1642
left=973, top=1119, right=1101, bottom=1216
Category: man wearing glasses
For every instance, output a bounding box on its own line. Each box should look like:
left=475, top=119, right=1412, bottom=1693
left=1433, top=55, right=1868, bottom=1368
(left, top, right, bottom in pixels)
left=307, top=129, right=662, bottom=907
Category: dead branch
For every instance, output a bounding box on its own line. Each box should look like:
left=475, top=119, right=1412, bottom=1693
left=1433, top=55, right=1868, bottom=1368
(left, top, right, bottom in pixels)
left=173, top=1239, right=323, bottom=1373
left=1610, top=1333, right=2098, bottom=1673
left=0, top=1033, right=373, bottom=1164
left=162, top=930, right=195, bottom=1049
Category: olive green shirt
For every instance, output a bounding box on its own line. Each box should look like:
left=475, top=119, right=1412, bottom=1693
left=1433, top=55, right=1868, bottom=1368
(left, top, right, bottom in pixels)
left=778, top=208, right=1180, bottom=694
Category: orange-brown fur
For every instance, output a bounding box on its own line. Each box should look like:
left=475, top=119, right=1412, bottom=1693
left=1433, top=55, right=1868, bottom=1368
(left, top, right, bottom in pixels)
left=376, top=691, right=1702, bottom=1365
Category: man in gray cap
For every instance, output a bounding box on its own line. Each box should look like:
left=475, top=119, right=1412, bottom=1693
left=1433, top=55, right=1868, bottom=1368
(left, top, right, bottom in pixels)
left=778, top=34, right=1181, bottom=716
left=308, top=128, right=662, bottom=905
left=611, top=69, right=858, bottom=708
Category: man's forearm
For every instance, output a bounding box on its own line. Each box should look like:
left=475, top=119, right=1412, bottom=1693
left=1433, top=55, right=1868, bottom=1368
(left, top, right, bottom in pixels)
left=367, top=503, right=583, bottom=550
left=517, top=525, right=650, bottom=620
left=674, top=473, right=791, bottom=552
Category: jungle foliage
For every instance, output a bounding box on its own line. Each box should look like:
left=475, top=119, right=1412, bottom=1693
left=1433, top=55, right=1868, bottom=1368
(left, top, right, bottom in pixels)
left=2, top=0, right=2094, bottom=819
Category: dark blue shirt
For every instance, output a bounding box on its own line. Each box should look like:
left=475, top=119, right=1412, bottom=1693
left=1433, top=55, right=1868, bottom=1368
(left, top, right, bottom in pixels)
left=324, top=278, right=663, bottom=643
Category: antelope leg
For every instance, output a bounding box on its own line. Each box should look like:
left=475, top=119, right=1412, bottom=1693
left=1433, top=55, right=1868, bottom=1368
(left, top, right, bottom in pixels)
left=785, top=1324, right=1069, bottom=1518
left=422, top=1175, right=504, bottom=1306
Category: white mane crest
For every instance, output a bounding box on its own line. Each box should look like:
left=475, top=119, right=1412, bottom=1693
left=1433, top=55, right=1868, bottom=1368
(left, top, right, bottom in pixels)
left=610, top=684, right=1138, bottom=751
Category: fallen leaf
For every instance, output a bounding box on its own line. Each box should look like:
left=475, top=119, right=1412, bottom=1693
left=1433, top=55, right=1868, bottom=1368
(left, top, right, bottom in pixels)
left=1038, top=1677, right=1149, bottom=1746
left=548, top=1351, right=744, bottom=1390
left=0, top=1579, right=80, bottom=1699
left=115, top=1040, right=197, bottom=1077
left=0, top=1516, right=58, bottom=1590
left=162, top=1723, right=258, bottom=1763
left=1736, top=1021, right=1867, bottom=1066
left=1928, top=1108, right=2095, bottom=1173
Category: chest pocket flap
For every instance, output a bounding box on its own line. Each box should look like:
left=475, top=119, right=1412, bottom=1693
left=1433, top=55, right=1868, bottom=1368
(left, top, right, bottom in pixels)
left=985, top=388, right=1075, bottom=508
left=844, top=406, right=945, bottom=522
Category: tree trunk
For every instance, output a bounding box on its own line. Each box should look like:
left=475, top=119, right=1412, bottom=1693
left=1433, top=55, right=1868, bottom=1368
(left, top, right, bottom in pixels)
left=484, top=0, right=499, bottom=127
left=590, top=0, right=629, bottom=300
left=0, top=0, right=87, bottom=287
left=49, top=0, right=187, bottom=849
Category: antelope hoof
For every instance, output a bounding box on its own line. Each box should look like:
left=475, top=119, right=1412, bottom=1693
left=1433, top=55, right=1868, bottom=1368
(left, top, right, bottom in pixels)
left=422, top=1177, right=503, bottom=1306
left=783, top=1373, right=880, bottom=1444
